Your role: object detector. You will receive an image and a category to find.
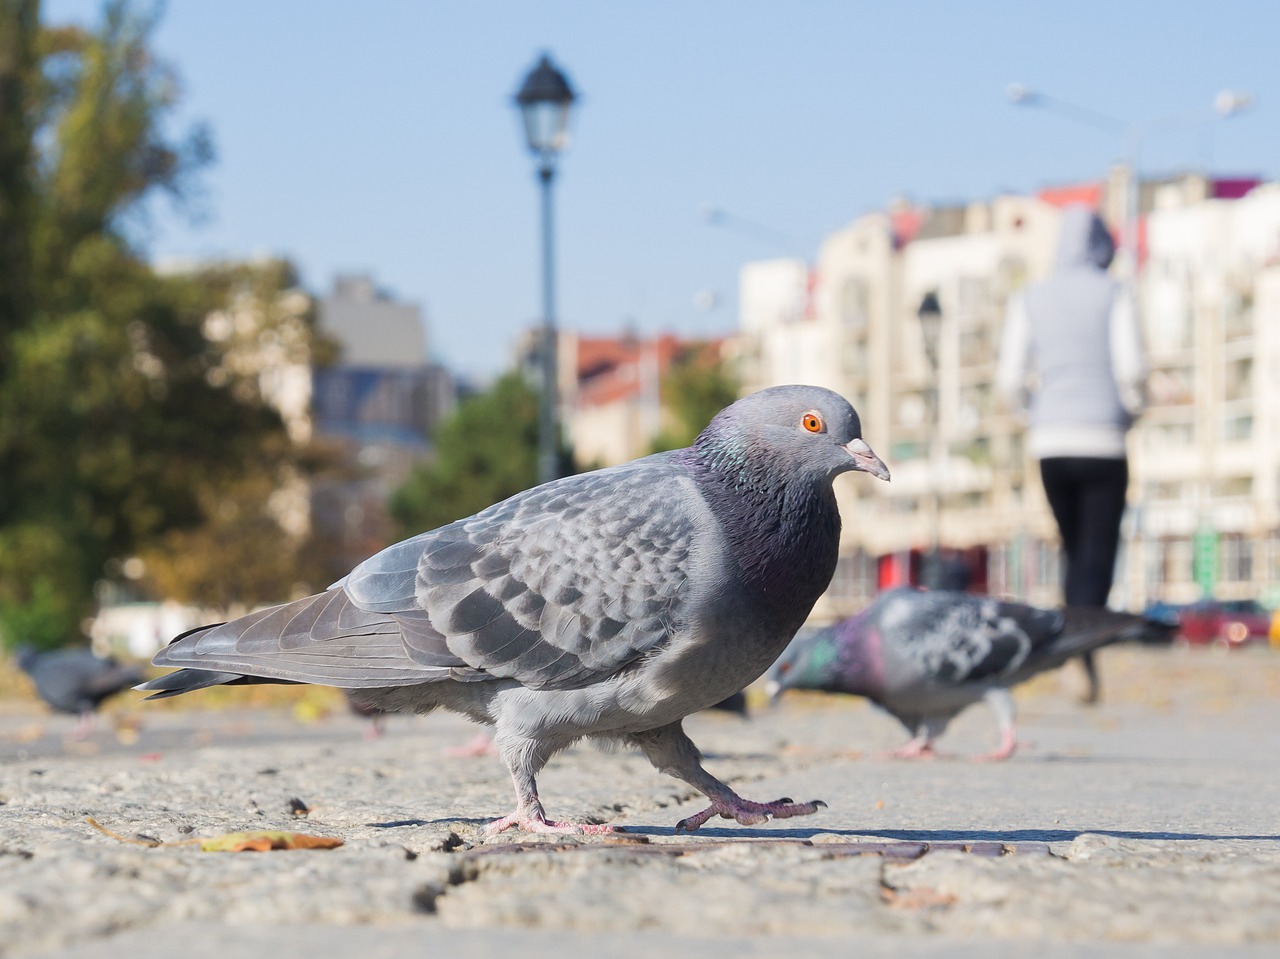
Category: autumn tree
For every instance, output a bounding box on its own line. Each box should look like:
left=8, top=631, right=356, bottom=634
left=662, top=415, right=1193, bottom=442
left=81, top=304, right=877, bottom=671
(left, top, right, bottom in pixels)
left=0, top=2, right=325, bottom=649
left=648, top=345, right=740, bottom=453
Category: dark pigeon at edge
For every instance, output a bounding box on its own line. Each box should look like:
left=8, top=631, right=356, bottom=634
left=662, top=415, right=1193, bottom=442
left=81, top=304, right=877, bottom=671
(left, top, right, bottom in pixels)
left=765, top=587, right=1171, bottom=760
left=17, top=646, right=145, bottom=719
left=138, top=385, right=889, bottom=834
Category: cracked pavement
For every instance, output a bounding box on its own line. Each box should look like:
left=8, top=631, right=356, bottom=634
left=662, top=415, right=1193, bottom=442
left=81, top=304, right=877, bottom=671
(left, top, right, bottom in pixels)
left=1, top=644, right=1278, bottom=957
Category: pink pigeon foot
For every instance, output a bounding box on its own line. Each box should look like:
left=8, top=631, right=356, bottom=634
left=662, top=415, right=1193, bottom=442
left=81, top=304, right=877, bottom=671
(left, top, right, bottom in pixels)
left=483, top=809, right=620, bottom=836
left=68, top=712, right=97, bottom=741
left=972, top=727, right=1018, bottom=763
left=879, top=738, right=940, bottom=760
left=675, top=796, right=827, bottom=833
left=445, top=731, right=498, bottom=758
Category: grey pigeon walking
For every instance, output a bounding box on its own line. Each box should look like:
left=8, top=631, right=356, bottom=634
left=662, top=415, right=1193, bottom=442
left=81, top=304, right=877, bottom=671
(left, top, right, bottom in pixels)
left=765, top=587, right=1166, bottom=760
left=139, top=386, right=889, bottom=833
left=16, top=646, right=145, bottom=737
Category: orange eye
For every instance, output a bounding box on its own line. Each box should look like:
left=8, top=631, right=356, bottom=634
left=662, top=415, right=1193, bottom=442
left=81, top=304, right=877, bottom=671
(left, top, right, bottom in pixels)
left=801, top=411, right=824, bottom=433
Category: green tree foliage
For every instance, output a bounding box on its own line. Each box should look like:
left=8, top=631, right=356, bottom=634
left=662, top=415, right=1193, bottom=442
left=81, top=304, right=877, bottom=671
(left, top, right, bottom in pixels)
left=0, top=2, right=321, bottom=650
left=389, top=373, right=572, bottom=536
left=648, top=346, right=740, bottom=454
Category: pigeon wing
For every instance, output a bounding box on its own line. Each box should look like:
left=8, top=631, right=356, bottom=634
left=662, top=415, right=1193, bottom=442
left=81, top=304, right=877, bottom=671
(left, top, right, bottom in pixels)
left=886, top=591, right=1063, bottom=685
left=153, top=458, right=704, bottom=692
left=346, top=458, right=701, bottom=691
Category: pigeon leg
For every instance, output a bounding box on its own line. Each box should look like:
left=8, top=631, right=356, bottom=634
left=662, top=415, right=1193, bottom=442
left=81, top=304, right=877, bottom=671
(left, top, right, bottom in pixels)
left=69, top=711, right=97, bottom=741
left=483, top=735, right=619, bottom=836
left=444, top=730, right=497, bottom=758
left=973, top=688, right=1018, bottom=762
left=633, top=722, right=826, bottom=833
left=880, top=716, right=948, bottom=759
left=1078, top=652, right=1101, bottom=705
left=882, top=735, right=938, bottom=760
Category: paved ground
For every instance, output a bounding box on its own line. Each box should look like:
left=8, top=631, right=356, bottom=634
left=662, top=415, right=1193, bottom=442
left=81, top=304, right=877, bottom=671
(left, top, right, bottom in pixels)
left=1, top=644, right=1278, bottom=957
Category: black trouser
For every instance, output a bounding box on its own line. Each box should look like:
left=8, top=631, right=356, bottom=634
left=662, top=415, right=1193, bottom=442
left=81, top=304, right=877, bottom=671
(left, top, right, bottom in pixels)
left=1038, top=456, right=1129, bottom=607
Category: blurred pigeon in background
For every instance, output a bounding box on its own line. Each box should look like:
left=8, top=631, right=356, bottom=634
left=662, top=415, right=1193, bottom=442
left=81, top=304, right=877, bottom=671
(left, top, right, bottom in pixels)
left=765, top=587, right=1167, bottom=761
left=138, top=385, right=889, bottom=834
left=16, top=646, right=145, bottom=738
left=343, top=691, right=388, bottom=739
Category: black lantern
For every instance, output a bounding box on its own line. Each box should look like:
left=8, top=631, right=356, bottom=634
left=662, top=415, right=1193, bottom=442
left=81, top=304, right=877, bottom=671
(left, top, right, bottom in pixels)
left=917, top=290, right=942, bottom=372
left=515, top=54, right=576, bottom=175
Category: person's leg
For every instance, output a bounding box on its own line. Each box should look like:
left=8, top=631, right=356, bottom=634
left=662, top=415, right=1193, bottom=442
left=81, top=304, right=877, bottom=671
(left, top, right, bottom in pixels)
left=1067, top=457, right=1129, bottom=607
left=1040, top=456, right=1125, bottom=705
left=1039, top=457, right=1082, bottom=581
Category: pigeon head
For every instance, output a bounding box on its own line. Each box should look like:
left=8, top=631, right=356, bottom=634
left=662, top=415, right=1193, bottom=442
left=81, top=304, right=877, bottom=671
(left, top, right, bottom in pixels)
left=679, top=386, right=888, bottom=619
left=764, top=627, right=841, bottom=702
left=14, top=645, right=39, bottom=673
left=765, top=611, right=885, bottom=702
left=693, top=385, right=889, bottom=484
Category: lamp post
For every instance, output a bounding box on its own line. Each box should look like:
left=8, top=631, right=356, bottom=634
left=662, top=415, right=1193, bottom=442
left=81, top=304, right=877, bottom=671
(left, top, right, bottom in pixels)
left=917, top=290, right=945, bottom=588
left=1006, top=84, right=1251, bottom=277
left=515, top=53, right=577, bottom=485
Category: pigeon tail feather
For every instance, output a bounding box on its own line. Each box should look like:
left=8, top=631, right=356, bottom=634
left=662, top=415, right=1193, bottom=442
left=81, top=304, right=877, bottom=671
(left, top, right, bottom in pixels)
left=135, top=668, right=299, bottom=700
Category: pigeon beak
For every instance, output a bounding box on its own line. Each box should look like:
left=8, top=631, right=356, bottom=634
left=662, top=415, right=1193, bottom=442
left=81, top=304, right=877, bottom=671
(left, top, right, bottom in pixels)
left=843, top=438, right=890, bottom=481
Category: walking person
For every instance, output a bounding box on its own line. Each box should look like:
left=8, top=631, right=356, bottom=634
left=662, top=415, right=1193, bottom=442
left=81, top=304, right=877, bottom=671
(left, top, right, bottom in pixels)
left=996, top=205, right=1148, bottom=703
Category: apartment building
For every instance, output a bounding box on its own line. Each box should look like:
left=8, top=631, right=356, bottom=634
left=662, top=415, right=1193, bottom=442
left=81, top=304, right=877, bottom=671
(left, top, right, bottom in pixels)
left=737, top=175, right=1280, bottom=619
left=312, top=275, right=456, bottom=570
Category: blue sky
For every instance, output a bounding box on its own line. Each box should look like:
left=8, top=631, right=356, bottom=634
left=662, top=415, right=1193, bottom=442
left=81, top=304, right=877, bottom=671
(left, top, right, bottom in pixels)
left=45, top=1, right=1280, bottom=378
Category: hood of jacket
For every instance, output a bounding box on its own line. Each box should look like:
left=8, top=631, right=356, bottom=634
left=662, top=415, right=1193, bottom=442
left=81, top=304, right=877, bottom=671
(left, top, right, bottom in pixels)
left=1054, top=205, right=1115, bottom=270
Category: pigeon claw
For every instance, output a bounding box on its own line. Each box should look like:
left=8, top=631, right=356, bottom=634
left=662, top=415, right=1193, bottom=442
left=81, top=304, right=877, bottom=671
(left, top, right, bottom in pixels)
left=674, top=796, right=828, bottom=833
left=483, top=814, right=621, bottom=836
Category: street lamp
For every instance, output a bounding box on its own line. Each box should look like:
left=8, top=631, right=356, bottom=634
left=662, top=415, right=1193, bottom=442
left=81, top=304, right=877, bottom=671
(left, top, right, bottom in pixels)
left=917, top=290, right=942, bottom=372
left=515, top=53, right=577, bottom=485
left=1006, top=83, right=1252, bottom=275
left=700, top=204, right=796, bottom=253
left=917, top=291, right=947, bottom=588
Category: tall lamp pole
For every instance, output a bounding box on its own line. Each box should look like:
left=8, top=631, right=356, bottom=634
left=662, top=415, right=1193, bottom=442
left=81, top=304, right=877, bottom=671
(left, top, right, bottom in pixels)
left=515, top=54, right=577, bottom=485
left=917, top=291, right=944, bottom=588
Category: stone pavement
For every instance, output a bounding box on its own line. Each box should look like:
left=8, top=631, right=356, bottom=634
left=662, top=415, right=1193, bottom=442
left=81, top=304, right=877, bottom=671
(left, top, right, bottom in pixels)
left=1, top=645, right=1278, bottom=958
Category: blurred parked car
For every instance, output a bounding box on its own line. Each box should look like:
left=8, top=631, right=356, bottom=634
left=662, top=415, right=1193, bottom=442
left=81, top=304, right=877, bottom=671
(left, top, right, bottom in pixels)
left=1176, top=599, right=1273, bottom=648
left=1133, top=601, right=1184, bottom=645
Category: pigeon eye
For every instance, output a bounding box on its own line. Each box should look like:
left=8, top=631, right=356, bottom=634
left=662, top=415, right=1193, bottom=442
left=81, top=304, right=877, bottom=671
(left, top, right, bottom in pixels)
left=801, top=412, right=824, bottom=433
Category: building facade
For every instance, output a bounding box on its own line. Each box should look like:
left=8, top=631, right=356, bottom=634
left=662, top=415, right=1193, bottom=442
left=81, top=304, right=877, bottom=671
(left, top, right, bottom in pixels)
left=312, top=275, right=456, bottom=570
left=737, top=176, right=1280, bottom=620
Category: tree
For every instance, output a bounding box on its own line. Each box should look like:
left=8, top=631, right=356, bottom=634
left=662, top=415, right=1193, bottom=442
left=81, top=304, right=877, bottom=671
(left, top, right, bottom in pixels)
left=389, top=373, right=573, bottom=536
left=648, top=345, right=740, bottom=453
left=0, top=2, right=320, bottom=650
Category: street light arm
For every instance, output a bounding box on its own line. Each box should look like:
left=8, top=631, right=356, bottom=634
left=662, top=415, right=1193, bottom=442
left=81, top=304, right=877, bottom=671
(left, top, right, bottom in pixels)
left=1007, top=84, right=1126, bottom=135
left=701, top=204, right=796, bottom=253
left=1136, top=97, right=1252, bottom=138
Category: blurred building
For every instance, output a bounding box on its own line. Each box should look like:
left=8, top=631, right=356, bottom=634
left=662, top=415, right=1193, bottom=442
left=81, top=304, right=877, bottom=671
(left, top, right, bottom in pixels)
left=513, top=329, right=727, bottom=467
left=737, top=173, right=1280, bottom=618
left=312, top=275, right=456, bottom=570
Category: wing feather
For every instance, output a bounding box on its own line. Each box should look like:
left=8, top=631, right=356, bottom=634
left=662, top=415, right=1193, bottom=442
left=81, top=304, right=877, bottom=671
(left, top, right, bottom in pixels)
left=153, top=454, right=710, bottom=692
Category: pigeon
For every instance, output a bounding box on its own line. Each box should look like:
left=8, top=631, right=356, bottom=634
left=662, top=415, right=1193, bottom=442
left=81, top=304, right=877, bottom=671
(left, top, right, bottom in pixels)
left=765, top=587, right=1167, bottom=761
left=138, top=385, right=889, bottom=833
left=443, top=692, right=748, bottom=759
left=16, top=645, right=146, bottom=737
left=344, top=692, right=389, bottom=739
left=707, top=690, right=748, bottom=717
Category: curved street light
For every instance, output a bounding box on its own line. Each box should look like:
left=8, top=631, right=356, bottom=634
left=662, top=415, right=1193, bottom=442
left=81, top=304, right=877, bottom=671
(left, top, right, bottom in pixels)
left=515, top=54, right=577, bottom=484
left=1006, top=83, right=1252, bottom=275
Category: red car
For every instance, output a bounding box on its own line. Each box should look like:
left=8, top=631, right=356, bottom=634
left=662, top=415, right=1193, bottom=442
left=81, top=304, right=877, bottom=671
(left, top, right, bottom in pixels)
left=1176, top=599, right=1273, bottom=647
